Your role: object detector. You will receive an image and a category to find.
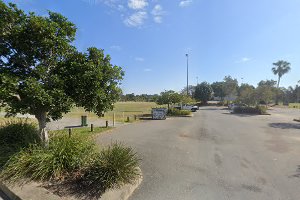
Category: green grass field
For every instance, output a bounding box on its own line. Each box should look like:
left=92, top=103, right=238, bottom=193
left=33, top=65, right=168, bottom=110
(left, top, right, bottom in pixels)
left=64, top=101, right=160, bottom=122
left=50, top=126, right=113, bottom=138
left=289, top=103, right=300, bottom=109
left=0, top=102, right=162, bottom=124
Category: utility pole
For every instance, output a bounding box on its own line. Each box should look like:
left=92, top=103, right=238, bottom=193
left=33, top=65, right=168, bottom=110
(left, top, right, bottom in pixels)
left=186, top=54, right=189, bottom=96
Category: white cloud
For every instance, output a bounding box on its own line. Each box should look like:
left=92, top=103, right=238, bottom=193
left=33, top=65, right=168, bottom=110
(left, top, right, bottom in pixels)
left=151, top=4, right=164, bottom=23
left=124, top=11, right=148, bottom=27
left=110, top=45, right=122, bottom=51
left=128, top=0, right=148, bottom=10
left=153, top=16, right=162, bottom=23
left=144, top=68, right=152, bottom=72
left=236, top=57, right=251, bottom=63
left=135, top=57, right=145, bottom=61
left=179, top=0, right=193, bottom=7
left=242, top=57, right=250, bottom=62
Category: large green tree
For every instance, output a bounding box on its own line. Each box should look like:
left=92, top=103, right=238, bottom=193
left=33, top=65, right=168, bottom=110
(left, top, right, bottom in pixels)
left=0, top=2, right=124, bottom=144
left=223, top=76, right=238, bottom=99
left=272, top=60, right=291, bottom=89
left=211, top=81, right=226, bottom=100
left=156, top=90, right=182, bottom=109
left=194, top=82, right=213, bottom=104
left=272, top=60, right=291, bottom=104
left=237, top=84, right=255, bottom=105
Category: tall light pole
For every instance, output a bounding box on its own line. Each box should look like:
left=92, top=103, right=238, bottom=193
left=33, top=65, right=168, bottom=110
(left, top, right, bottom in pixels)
left=196, top=76, right=199, bottom=85
left=186, top=54, right=189, bottom=96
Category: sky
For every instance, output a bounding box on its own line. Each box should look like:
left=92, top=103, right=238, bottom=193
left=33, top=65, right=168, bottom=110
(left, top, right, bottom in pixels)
left=4, top=0, right=300, bottom=94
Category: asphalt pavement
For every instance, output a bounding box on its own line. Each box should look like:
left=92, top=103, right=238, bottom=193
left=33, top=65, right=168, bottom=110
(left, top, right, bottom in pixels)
left=97, top=106, right=300, bottom=200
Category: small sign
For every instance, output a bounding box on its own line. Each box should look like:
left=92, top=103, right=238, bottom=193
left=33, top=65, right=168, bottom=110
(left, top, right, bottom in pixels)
left=152, top=108, right=167, bottom=120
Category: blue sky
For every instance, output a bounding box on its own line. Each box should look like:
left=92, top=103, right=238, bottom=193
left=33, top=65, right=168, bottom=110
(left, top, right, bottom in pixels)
left=5, top=0, right=300, bottom=94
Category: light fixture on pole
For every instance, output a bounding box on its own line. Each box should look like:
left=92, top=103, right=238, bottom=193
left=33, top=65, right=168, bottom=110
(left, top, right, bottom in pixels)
left=186, top=54, right=189, bottom=96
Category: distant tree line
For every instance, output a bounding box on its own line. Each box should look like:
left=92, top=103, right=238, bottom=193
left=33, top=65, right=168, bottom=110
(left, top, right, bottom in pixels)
left=123, top=60, right=297, bottom=107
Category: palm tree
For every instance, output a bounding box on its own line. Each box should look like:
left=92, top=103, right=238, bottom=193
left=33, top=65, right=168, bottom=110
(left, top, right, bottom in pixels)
left=272, top=60, right=291, bottom=88
left=272, top=60, right=291, bottom=104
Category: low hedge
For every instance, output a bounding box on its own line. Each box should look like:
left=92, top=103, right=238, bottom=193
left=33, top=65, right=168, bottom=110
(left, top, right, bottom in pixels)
left=167, top=108, right=191, bottom=116
left=233, top=106, right=267, bottom=115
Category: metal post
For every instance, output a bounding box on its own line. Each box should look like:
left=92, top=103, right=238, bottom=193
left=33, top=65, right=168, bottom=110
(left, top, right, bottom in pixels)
left=106, top=120, right=108, bottom=128
left=91, top=124, right=94, bottom=132
left=68, top=128, right=72, bottom=138
left=186, top=54, right=189, bottom=96
left=113, top=112, right=115, bottom=127
left=127, top=116, right=129, bottom=122
left=123, top=112, right=125, bottom=123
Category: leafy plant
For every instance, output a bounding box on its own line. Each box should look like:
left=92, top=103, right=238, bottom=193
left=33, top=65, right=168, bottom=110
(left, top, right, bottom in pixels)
left=0, top=134, right=97, bottom=182
left=0, top=120, right=40, bottom=168
left=82, top=143, right=140, bottom=191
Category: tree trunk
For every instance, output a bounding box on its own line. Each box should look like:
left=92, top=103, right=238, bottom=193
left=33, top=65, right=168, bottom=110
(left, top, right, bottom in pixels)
left=35, top=112, right=49, bottom=146
left=275, top=77, right=281, bottom=105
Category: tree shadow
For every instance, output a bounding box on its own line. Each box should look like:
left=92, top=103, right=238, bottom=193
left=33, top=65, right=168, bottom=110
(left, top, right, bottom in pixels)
left=44, top=179, right=107, bottom=200
left=222, top=113, right=258, bottom=118
left=269, top=123, right=300, bottom=129
left=199, top=108, right=223, bottom=111
left=290, top=165, right=300, bottom=178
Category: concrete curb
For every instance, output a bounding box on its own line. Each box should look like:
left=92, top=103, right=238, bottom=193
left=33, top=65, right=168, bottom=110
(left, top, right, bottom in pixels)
left=100, top=168, right=142, bottom=200
left=3, top=168, right=142, bottom=200
left=0, top=182, right=22, bottom=200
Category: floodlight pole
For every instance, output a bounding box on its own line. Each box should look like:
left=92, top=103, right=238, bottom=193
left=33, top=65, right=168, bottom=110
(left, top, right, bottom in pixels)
left=186, top=54, right=189, bottom=96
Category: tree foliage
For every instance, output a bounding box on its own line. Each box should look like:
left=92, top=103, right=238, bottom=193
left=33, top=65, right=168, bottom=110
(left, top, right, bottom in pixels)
left=156, top=90, right=182, bottom=109
left=223, top=76, right=238, bottom=98
left=0, top=2, right=124, bottom=143
left=194, top=82, right=213, bottom=104
left=272, top=60, right=291, bottom=88
left=237, top=84, right=255, bottom=105
left=211, top=81, right=226, bottom=100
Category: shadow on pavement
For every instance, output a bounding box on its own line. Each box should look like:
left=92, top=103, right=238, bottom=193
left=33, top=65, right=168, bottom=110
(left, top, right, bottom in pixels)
left=44, top=180, right=106, bottom=200
left=269, top=123, right=300, bottom=129
left=291, top=165, right=300, bottom=178
left=199, top=108, right=223, bottom=111
left=222, top=113, right=257, bottom=117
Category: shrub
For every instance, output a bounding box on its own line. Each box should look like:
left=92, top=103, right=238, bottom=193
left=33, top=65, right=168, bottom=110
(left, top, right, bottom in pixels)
left=0, top=134, right=97, bottom=182
left=167, top=108, right=191, bottom=116
left=82, top=143, right=140, bottom=191
left=0, top=120, right=40, bottom=168
left=233, top=106, right=267, bottom=115
left=255, top=105, right=267, bottom=114
left=1, top=137, right=140, bottom=197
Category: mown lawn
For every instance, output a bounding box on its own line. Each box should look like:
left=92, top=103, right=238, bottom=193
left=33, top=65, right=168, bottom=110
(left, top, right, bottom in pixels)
left=50, top=126, right=113, bottom=138
left=64, top=101, right=160, bottom=122
left=0, top=102, right=162, bottom=124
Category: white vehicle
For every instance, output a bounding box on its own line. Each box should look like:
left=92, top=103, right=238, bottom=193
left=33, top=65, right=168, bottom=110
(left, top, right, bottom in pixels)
left=181, top=105, right=198, bottom=112
left=228, top=103, right=247, bottom=110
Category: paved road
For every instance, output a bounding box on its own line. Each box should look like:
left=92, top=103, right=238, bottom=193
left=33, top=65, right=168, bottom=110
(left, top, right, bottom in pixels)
left=98, top=106, right=300, bottom=200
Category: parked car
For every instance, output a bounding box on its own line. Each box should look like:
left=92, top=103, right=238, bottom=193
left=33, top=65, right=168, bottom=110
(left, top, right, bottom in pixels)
left=182, top=105, right=197, bottom=112
left=228, top=103, right=247, bottom=110
left=173, top=105, right=198, bottom=112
